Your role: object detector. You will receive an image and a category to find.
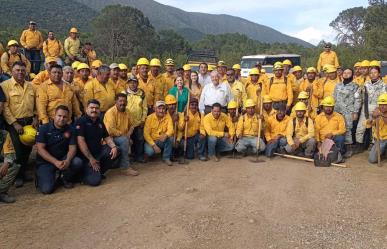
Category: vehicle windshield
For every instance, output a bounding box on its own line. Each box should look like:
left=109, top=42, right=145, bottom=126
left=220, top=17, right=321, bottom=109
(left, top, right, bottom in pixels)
left=241, top=58, right=264, bottom=69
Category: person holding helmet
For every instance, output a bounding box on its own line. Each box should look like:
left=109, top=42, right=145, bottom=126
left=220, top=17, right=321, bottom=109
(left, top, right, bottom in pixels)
left=315, top=96, right=346, bottom=154
left=317, top=42, right=339, bottom=72
left=235, top=99, right=266, bottom=156
left=20, top=21, right=44, bottom=74
left=268, top=62, right=293, bottom=111
left=225, top=68, right=246, bottom=111
left=1, top=40, right=31, bottom=76
left=1, top=61, right=38, bottom=187
left=137, top=58, right=155, bottom=114
left=162, top=58, right=176, bottom=90
left=322, top=65, right=340, bottom=98
left=285, top=102, right=316, bottom=158
left=299, top=67, right=323, bottom=111
left=64, top=27, right=81, bottom=65
left=368, top=93, right=387, bottom=163
left=149, top=58, right=168, bottom=102
left=32, top=56, right=57, bottom=87
left=109, top=63, right=126, bottom=92
left=289, top=91, right=317, bottom=120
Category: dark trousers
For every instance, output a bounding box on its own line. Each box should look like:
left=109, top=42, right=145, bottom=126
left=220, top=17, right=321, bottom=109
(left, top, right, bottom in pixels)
left=6, top=117, right=33, bottom=179
left=36, top=157, right=84, bottom=194
left=131, top=126, right=144, bottom=161
left=180, top=134, right=206, bottom=159
left=82, top=145, right=121, bottom=187
left=24, top=49, right=41, bottom=74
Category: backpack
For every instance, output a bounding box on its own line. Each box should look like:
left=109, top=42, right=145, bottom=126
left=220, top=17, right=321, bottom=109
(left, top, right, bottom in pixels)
left=313, top=144, right=342, bottom=167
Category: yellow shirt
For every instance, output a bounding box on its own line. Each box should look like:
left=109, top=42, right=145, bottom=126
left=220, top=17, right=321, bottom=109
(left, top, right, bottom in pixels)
left=314, top=112, right=346, bottom=141
left=162, top=72, right=176, bottom=91
left=264, top=115, right=291, bottom=141
left=72, top=78, right=90, bottom=108
left=317, top=51, right=339, bottom=71
left=0, top=43, right=4, bottom=57
left=103, top=105, right=132, bottom=137
left=138, top=77, right=155, bottom=108
left=64, top=37, right=80, bottom=57
left=1, top=78, right=35, bottom=124
left=144, top=113, right=174, bottom=146
left=1, top=52, right=31, bottom=74
left=20, top=29, right=43, bottom=49
left=87, top=50, right=97, bottom=65
left=299, top=79, right=323, bottom=109
left=83, top=78, right=118, bottom=112
left=323, top=78, right=340, bottom=98
left=178, top=110, right=201, bottom=138
left=203, top=112, right=235, bottom=138
left=263, top=108, right=276, bottom=122
left=374, top=117, right=387, bottom=140
left=286, top=117, right=314, bottom=145
left=149, top=73, right=167, bottom=102
left=125, top=89, right=148, bottom=127
left=236, top=114, right=261, bottom=137
left=245, top=81, right=265, bottom=112
left=225, top=80, right=247, bottom=108
left=32, top=70, right=49, bottom=87
left=43, top=39, right=64, bottom=58
left=112, top=78, right=126, bottom=93
left=268, top=76, right=293, bottom=106
left=36, top=80, right=81, bottom=124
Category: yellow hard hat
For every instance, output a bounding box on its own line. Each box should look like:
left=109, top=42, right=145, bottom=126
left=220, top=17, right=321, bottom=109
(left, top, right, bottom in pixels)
left=360, top=60, right=370, bottom=67
left=321, top=96, right=335, bottom=107
left=306, top=67, right=317, bottom=73
left=150, top=58, right=161, bottom=67
left=244, top=99, right=255, bottom=108
left=91, top=59, right=103, bottom=68
left=370, top=60, right=381, bottom=68
left=326, top=65, right=337, bottom=73
left=137, top=57, right=149, bottom=66
left=377, top=93, right=387, bottom=105
left=183, top=64, right=191, bottom=71
left=354, top=62, right=361, bottom=68
left=45, top=56, right=57, bottom=64
left=118, top=63, right=128, bottom=70
left=7, top=40, right=19, bottom=47
left=282, top=59, right=292, bottom=66
left=273, top=63, right=284, bottom=70
left=232, top=64, right=241, bottom=70
left=249, top=68, right=260, bottom=75
left=292, top=65, right=302, bottom=72
left=70, top=27, right=78, bottom=33
left=71, top=61, right=80, bottom=70
left=298, top=91, right=309, bottom=99
left=261, top=69, right=266, bottom=73
left=165, top=58, right=174, bottom=66
left=19, top=125, right=37, bottom=146
left=294, top=102, right=307, bottom=111
left=322, top=64, right=332, bottom=71
left=77, top=63, right=90, bottom=71
left=227, top=100, right=237, bottom=109
left=217, top=60, right=226, bottom=67
left=29, top=73, right=36, bottom=80
left=262, top=95, right=272, bottom=103
left=165, top=94, right=177, bottom=105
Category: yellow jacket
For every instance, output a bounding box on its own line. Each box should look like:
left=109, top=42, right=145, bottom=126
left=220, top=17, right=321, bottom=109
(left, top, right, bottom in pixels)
left=112, top=78, right=126, bottom=93
left=103, top=105, right=132, bottom=137
left=268, top=76, right=293, bottom=106
left=138, top=77, right=155, bottom=108
left=1, top=78, right=35, bottom=124
left=178, top=110, right=201, bottom=138
left=20, top=29, right=43, bottom=49
left=149, top=73, right=168, bottom=102
left=87, top=50, right=97, bottom=65
left=64, top=37, right=80, bottom=57
left=1, top=52, right=31, bottom=74
left=264, top=115, right=291, bottom=141
left=203, top=112, right=235, bottom=138
left=353, top=76, right=370, bottom=86
left=72, top=78, right=90, bottom=108
left=236, top=114, right=260, bottom=137
left=162, top=72, right=175, bottom=91
left=36, top=80, right=81, bottom=124
left=374, top=118, right=387, bottom=140
left=43, top=39, right=64, bottom=58
left=317, top=51, right=339, bottom=71
left=3, top=133, right=15, bottom=155
left=83, top=78, right=118, bottom=112
left=299, top=79, right=323, bottom=109
left=125, top=88, right=148, bottom=127
left=314, top=112, right=346, bottom=141
left=144, top=113, right=174, bottom=146
left=32, top=70, right=49, bottom=87
left=322, top=78, right=340, bottom=98
left=225, top=80, right=247, bottom=108
left=286, top=117, right=314, bottom=145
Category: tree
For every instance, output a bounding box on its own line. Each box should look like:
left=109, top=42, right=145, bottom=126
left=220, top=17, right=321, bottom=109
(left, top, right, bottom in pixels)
left=155, top=29, right=191, bottom=58
left=363, top=2, right=387, bottom=58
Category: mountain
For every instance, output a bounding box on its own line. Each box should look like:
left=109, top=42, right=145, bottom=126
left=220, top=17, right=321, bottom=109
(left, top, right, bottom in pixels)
left=75, top=0, right=313, bottom=47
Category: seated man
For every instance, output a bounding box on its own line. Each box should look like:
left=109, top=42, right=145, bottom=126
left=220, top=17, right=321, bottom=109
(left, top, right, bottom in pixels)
left=235, top=99, right=266, bottom=156
left=289, top=91, right=317, bottom=120
left=76, top=99, right=120, bottom=186
left=104, top=93, right=139, bottom=176
left=285, top=102, right=316, bottom=158
left=264, top=103, right=291, bottom=157
left=262, top=95, right=276, bottom=121
left=144, top=101, right=174, bottom=166
left=0, top=134, right=20, bottom=203
left=36, top=105, right=84, bottom=194
left=203, top=103, right=235, bottom=162
left=369, top=93, right=387, bottom=164
left=315, top=96, right=346, bottom=155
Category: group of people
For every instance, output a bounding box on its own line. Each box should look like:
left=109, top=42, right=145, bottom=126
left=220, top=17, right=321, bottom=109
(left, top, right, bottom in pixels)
left=0, top=23, right=387, bottom=205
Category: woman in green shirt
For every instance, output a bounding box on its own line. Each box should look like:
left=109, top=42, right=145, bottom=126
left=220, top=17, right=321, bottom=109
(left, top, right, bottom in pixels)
left=168, top=76, right=190, bottom=112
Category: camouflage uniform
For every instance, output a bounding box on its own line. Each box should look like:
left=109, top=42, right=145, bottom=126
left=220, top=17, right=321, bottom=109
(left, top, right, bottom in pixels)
left=333, top=82, right=361, bottom=144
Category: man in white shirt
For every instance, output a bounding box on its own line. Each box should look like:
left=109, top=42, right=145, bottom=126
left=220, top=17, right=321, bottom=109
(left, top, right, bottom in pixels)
left=198, top=62, right=212, bottom=87
left=199, top=70, right=232, bottom=114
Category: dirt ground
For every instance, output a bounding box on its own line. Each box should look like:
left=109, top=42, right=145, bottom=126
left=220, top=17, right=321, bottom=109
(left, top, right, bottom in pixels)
left=1, top=153, right=387, bottom=249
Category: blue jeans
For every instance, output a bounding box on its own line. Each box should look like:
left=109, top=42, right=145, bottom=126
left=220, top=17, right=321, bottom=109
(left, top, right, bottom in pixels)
left=24, top=49, right=41, bottom=74
left=131, top=126, right=144, bottom=161
left=368, top=140, right=387, bottom=164
left=113, top=136, right=130, bottom=169
left=36, top=156, right=84, bottom=194
left=265, top=137, right=287, bottom=157
left=333, top=135, right=345, bottom=155
left=207, top=136, right=234, bottom=157
left=235, top=137, right=266, bottom=154
left=144, top=137, right=173, bottom=160
left=180, top=134, right=206, bottom=159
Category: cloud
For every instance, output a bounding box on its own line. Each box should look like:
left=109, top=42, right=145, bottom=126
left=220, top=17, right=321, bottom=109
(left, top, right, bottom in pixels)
left=287, top=27, right=336, bottom=45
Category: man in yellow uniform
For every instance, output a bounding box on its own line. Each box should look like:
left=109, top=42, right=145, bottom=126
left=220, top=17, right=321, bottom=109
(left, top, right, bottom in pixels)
left=137, top=58, right=155, bottom=114
left=285, top=102, right=316, bottom=158
left=225, top=68, right=246, bottom=110
left=149, top=58, right=168, bottom=102
left=353, top=62, right=363, bottom=85
left=290, top=91, right=317, bottom=120
left=203, top=103, right=235, bottom=162
left=262, top=95, right=276, bottom=121
left=1, top=61, right=38, bottom=187
left=165, top=95, right=180, bottom=153
left=36, top=65, right=81, bottom=124
left=322, top=65, right=340, bottom=98
left=43, top=31, right=64, bottom=65
left=73, top=63, right=92, bottom=108
left=317, top=42, right=339, bottom=72
left=232, top=64, right=247, bottom=85
left=103, top=93, right=139, bottom=176
left=64, top=27, right=81, bottom=65
left=245, top=68, right=265, bottom=112
left=1, top=40, right=31, bottom=76
left=355, top=60, right=371, bottom=86
left=368, top=93, right=387, bottom=163
left=264, top=104, right=291, bottom=157
left=299, top=67, right=323, bottom=111
left=91, top=59, right=102, bottom=78
left=144, top=101, right=174, bottom=166
left=109, top=63, right=126, bottom=92
left=118, top=63, right=128, bottom=82
left=292, top=65, right=304, bottom=105
left=227, top=101, right=239, bottom=125
left=84, top=65, right=118, bottom=116
left=216, top=61, right=227, bottom=82
left=162, top=58, right=176, bottom=91
left=235, top=99, right=265, bottom=156
left=282, top=60, right=297, bottom=102
left=268, top=63, right=293, bottom=111
left=32, top=56, right=57, bottom=87
left=315, top=96, right=346, bottom=154
left=183, top=64, right=192, bottom=86
left=20, top=21, right=43, bottom=74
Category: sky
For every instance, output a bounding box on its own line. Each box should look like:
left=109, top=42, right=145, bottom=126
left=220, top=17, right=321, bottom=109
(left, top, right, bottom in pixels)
left=154, top=0, right=368, bottom=45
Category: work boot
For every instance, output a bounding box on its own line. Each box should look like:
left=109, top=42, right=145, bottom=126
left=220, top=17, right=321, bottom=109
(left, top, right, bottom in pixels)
left=209, top=155, right=219, bottom=162
left=14, top=178, right=24, bottom=188
left=0, top=193, right=16, bottom=203
left=343, top=145, right=353, bottom=158
left=199, top=156, right=207, bottom=161
left=62, top=179, right=74, bottom=189
left=163, top=159, right=173, bottom=166
left=121, top=167, right=139, bottom=176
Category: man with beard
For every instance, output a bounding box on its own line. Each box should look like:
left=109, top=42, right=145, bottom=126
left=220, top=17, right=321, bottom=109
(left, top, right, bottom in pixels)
left=299, top=67, right=323, bottom=112
left=162, top=58, right=176, bottom=91
left=137, top=58, right=155, bottom=114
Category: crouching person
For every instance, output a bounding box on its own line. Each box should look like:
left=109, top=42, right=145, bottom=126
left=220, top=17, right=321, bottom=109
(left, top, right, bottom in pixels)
left=144, top=101, right=174, bottom=166
left=36, top=105, right=84, bottom=194
left=235, top=99, right=265, bottom=156
left=0, top=134, right=20, bottom=203
left=285, top=102, right=316, bottom=158
left=369, top=93, right=387, bottom=164
left=203, top=103, right=235, bottom=162
left=76, top=99, right=120, bottom=186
